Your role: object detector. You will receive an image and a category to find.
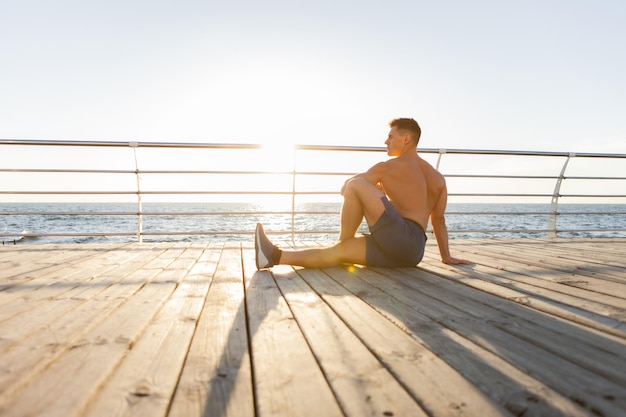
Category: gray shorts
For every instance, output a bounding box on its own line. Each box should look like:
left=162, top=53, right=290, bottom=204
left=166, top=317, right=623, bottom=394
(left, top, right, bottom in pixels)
left=365, top=197, right=427, bottom=267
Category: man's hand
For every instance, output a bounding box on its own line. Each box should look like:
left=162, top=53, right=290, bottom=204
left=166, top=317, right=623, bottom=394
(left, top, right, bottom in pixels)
left=442, top=256, right=472, bottom=265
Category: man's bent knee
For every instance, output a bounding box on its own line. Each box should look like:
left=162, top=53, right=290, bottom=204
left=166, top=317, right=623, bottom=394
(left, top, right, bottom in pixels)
left=344, top=177, right=382, bottom=198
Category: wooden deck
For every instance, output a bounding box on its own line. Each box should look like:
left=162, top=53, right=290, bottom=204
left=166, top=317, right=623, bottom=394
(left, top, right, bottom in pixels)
left=0, top=238, right=625, bottom=417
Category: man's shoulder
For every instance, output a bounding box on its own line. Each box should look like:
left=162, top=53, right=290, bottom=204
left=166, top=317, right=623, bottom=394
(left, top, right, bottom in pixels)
left=369, top=160, right=389, bottom=172
left=417, top=159, right=446, bottom=188
left=416, top=157, right=440, bottom=174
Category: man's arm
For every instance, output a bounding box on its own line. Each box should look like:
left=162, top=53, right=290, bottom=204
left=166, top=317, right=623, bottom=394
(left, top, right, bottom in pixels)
left=430, top=182, right=471, bottom=265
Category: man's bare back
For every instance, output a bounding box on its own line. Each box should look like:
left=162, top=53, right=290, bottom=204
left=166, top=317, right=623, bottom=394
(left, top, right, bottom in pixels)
left=370, top=153, right=444, bottom=230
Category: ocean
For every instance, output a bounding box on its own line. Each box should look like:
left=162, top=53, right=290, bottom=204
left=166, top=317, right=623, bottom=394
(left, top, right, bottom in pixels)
left=2, top=203, right=626, bottom=245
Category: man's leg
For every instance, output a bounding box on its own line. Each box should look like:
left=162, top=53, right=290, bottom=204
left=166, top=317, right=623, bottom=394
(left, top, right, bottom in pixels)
left=256, top=177, right=387, bottom=269
left=278, top=236, right=367, bottom=268
left=339, top=177, right=386, bottom=240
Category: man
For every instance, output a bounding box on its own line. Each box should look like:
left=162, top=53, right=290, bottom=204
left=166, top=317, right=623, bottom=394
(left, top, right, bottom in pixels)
left=255, top=118, right=470, bottom=269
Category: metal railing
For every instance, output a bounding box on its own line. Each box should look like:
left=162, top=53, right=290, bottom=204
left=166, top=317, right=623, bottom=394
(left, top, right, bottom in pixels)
left=1, top=139, right=625, bottom=243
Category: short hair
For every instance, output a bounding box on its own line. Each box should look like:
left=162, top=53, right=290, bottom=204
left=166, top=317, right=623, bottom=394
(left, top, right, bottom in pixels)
left=389, top=118, right=421, bottom=145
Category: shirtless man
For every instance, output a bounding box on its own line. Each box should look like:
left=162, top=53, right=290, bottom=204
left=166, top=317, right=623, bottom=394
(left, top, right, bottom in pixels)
left=255, top=118, right=470, bottom=269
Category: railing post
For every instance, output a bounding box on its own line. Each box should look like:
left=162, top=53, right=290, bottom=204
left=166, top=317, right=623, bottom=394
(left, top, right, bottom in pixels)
left=427, top=148, right=447, bottom=238
left=435, top=148, right=446, bottom=171
left=548, top=153, right=574, bottom=238
left=130, top=142, right=143, bottom=242
left=291, top=146, right=297, bottom=244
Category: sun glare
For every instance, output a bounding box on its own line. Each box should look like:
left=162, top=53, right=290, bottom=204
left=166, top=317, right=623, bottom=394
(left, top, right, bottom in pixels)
left=260, top=142, right=297, bottom=172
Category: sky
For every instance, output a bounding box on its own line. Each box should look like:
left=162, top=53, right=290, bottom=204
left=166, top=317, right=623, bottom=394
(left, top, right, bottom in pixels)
left=1, top=0, right=625, bottom=203
left=2, top=0, right=626, bottom=151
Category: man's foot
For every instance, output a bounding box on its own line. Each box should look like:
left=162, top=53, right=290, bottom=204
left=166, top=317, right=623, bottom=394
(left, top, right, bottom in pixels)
left=255, top=223, right=276, bottom=270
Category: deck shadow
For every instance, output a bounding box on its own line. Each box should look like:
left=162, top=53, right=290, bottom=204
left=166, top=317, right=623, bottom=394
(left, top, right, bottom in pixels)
left=318, top=263, right=625, bottom=417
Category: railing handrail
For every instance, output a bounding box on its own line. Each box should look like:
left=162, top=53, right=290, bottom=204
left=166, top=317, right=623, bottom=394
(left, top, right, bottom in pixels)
left=1, top=140, right=625, bottom=242
left=3, top=138, right=626, bottom=159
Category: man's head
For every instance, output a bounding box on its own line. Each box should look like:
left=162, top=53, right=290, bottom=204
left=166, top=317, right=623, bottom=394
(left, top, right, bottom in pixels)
left=389, top=118, right=421, bottom=147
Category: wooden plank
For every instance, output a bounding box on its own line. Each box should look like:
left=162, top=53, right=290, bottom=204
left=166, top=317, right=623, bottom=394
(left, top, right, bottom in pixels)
left=442, top=240, right=626, bottom=307
left=432, top=244, right=626, bottom=309
left=320, top=264, right=592, bottom=417
left=452, top=238, right=624, bottom=315
left=0, top=245, right=87, bottom=279
left=268, top=262, right=428, bottom=417
left=505, top=238, right=626, bottom=267
left=378, top=264, right=626, bottom=416
left=546, top=238, right=626, bottom=256
left=0, top=244, right=193, bottom=417
left=419, top=250, right=626, bottom=334
left=242, top=251, right=344, bottom=417
left=408, top=260, right=626, bottom=379
left=0, top=243, right=167, bottom=350
left=83, top=244, right=215, bottom=417
left=456, top=239, right=626, bottom=292
left=0, top=243, right=164, bottom=325
left=0, top=244, right=122, bottom=284
left=499, top=240, right=626, bottom=285
left=168, top=244, right=256, bottom=417
left=296, top=267, right=509, bottom=417
left=0, top=244, right=175, bottom=404
left=485, top=238, right=626, bottom=277
left=0, top=245, right=21, bottom=261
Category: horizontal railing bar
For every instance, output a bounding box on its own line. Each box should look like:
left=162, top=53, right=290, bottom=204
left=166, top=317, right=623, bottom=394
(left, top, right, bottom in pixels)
left=442, top=229, right=556, bottom=234
left=0, top=169, right=299, bottom=175
left=0, top=191, right=304, bottom=195
left=0, top=211, right=338, bottom=216
left=0, top=169, right=347, bottom=176
left=0, top=211, right=140, bottom=216
left=444, top=211, right=625, bottom=215
left=449, top=193, right=554, bottom=197
left=0, top=191, right=142, bottom=195
left=446, top=211, right=626, bottom=216
left=450, top=193, right=626, bottom=198
left=439, top=228, right=626, bottom=233
left=2, top=168, right=624, bottom=182
left=554, top=229, right=626, bottom=233
left=3, top=210, right=624, bottom=218
left=0, top=168, right=349, bottom=176
left=3, top=139, right=626, bottom=159
left=299, top=146, right=626, bottom=158
left=3, top=191, right=625, bottom=200
left=0, top=191, right=340, bottom=196
left=163, top=228, right=626, bottom=235
left=1, top=232, right=138, bottom=238
left=125, top=170, right=295, bottom=175
left=552, top=211, right=626, bottom=215
left=297, top=173, right=626, bottom=180
left=4, top=227, right=624, bottom=240
left=445, top=174, right=558, bottom=179
left=0, top=140, right=266, bottom=150
left=446, top=175, right=626, bottom=180
left=558, top=194, right=626, bottom=198
left=0, top=169, right=137, bottom=174
left=565, top=176, right=626, bottom=181
left=3, top=191, right=625, bottom=198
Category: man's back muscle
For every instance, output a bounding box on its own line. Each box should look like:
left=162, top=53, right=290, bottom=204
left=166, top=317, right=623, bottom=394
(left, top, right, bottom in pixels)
left=378, top=154, right=443, bottom=229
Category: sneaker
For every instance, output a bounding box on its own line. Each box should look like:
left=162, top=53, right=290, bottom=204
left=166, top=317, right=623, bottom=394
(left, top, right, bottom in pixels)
left=255, top=223, right=276, bottom=270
